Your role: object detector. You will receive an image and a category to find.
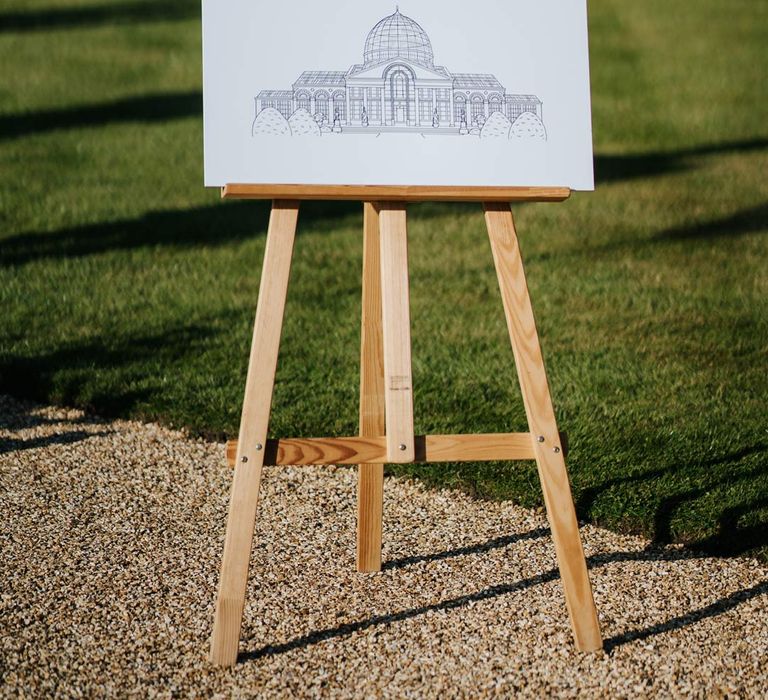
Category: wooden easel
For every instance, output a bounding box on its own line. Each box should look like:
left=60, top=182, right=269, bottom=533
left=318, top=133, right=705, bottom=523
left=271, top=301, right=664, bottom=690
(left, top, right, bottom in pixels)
left=209, top=185, right=603, bottom=666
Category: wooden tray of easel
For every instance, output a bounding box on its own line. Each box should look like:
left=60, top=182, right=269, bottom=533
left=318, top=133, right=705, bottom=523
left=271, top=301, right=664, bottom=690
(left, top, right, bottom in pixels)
left=208, top=184, right=603, bottom=666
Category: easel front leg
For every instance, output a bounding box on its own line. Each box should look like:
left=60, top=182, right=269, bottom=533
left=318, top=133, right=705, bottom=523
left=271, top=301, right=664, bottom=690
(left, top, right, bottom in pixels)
left=357, top=203, right=386, bottom=572
left=210, top=201, right=299, bottom=666
left=484, top=203, right=602, bottom=652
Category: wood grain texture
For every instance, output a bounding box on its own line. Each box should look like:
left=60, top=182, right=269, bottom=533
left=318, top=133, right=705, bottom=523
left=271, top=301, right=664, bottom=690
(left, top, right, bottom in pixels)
left=378, top=203, right=415, bottom=462
left=209, top=201, right=299, bottom=667
left=222, top=184, right=571, bottom=203
left=224, top=433, right=540, bottom=466
left=484, top=202, right=602, bottom=653
left=357, top=202, right=386, bottom=572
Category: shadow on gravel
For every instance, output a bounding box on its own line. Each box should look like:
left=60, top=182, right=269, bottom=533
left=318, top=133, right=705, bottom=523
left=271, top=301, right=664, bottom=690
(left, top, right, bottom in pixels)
left=0, top=430, right=112, bottom=454
left=0, top=397, right=78, bottom=431
left=242, top=566, right=561, bottom=663
left=240, top=543, right=768, bottom=662
left=602, top=579, right=768, bottom=653
left=383, top=526, right=551, bottom=571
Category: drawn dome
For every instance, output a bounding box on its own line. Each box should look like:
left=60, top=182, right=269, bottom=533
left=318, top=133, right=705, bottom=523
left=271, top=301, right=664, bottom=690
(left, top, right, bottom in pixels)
left=363, top=9, right=434, bottom=68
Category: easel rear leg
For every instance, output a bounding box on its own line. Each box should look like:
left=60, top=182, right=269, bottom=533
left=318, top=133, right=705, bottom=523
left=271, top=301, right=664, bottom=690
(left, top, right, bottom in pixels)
left=377, top=203, right=415, bottom=464
left=357, top=202, right=386, bottom=572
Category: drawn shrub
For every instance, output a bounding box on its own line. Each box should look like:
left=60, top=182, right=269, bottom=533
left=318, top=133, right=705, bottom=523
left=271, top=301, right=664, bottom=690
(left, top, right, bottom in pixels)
left=252, top=107, right=291, bottom=136
left=480, top=111, right=512, bottom=139
left=509, top=112, right=547, bottom=140
left=288, top=109, right=321, bottom=136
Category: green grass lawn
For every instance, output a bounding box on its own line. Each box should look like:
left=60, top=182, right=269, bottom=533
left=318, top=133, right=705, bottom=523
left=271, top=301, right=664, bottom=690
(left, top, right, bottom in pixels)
left=1, top=0, right=767, bottom=559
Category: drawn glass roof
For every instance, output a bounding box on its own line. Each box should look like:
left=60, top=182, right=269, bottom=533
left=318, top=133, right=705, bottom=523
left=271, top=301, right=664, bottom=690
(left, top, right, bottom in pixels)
left=294, top=71, right=347, bottom=87
left=363, top=9, right=434, bottom=68
left=257, top=90, right=293, bottom=99
left=452, top=74, right=505, bottom=91
left=506, top=94, right=543, bottom=103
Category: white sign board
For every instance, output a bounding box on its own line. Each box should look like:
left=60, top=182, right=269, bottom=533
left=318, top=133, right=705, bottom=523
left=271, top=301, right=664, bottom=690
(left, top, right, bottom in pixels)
left=202, top=1, right=595, bottom=190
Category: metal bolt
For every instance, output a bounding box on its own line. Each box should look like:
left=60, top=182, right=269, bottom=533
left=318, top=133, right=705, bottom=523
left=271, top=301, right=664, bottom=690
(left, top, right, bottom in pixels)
left=255, top=443, right=263, bottom=451
left=553, top=446, right=561, bottom=453
left=241, top=456, right=248, bottom=463
left=537, top=435, right=545, bottom=443
left=398, top=443, right=407, bottom=451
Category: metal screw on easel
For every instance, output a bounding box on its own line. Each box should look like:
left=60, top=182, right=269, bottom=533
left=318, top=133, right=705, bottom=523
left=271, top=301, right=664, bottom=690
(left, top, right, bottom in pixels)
left=553, top=446, right=561, bottom=453
left=398, top=443, right=407, bottom=451
left=537, top=435, right=545, bottom=443
left=255, top=443, right=263, bottom=451
left=241, top=456, right=248, bottom=463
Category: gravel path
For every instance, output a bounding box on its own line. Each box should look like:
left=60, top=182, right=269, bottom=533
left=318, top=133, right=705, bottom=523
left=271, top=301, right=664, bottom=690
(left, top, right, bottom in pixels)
left=2, top=394, right=767, bottom=698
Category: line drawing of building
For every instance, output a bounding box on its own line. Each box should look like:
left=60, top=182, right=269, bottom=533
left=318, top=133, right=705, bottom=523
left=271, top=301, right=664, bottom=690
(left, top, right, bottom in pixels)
left=253, top=7, right=544, bottom=136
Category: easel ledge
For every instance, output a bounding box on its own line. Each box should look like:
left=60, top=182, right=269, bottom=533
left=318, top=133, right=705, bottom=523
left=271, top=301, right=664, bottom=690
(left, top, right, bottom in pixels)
left=221, top=184, right=571, bottom=202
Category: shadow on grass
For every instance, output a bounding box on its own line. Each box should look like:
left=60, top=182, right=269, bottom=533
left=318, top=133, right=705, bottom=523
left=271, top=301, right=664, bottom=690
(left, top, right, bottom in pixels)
left=577, top=443, right=766, bottom=521
left=594, top=137, right=768, bottom=184
left=4, top=87, right=765, bottom=188
left=692, top=497, right=768, bottom=557
left=652, top=456, right=768, bottom=551
left=0, top=0, right=198, bottom=33
left=0, top=321, right=225, bottom=417
left=0, top=199, right=362, bottom=267
left=3, top=138, right=765, bottom=267
left=0, top=91, right=202, bottom=141
left=583, top=138, right=768, bottom=252
left=239, top=535, right=768, bottom=661
left=564, top=198, right=768, bottom=259
left=652, top=201, right=768, bottom=242
left=578, top=443, right=768, bottom=558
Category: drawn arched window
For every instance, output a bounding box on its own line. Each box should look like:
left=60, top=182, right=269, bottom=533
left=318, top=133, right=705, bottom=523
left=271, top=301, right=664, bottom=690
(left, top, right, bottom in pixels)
left=471, top=95, right=485, bottom=123
left=454, top=95, right=466, bottom=124
left=489, top=94, right=503, bottom=116
left=315, top=92, right=329, bottom=120
left=296, top=92, right=310, bottom=112
left=333, top=93, right=346, bottom=121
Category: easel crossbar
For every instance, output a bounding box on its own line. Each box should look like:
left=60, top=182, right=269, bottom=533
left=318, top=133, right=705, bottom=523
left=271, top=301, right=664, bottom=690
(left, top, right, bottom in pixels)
left=224, top=432, right=568, bottom=467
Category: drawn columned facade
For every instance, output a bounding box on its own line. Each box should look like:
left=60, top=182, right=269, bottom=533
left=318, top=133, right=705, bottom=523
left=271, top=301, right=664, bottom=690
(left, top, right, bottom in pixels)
left=255, top=8, right=543, bottom=134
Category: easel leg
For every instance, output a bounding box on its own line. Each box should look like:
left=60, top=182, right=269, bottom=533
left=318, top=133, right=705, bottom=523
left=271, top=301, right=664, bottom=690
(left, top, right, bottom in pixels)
left=209, top=201, right=299, bottom=666
left=484, top=203, right=602, bottom=652
left=357, top=203, right=386, bottom=572
left=378, top=203, right=415, bottom=463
